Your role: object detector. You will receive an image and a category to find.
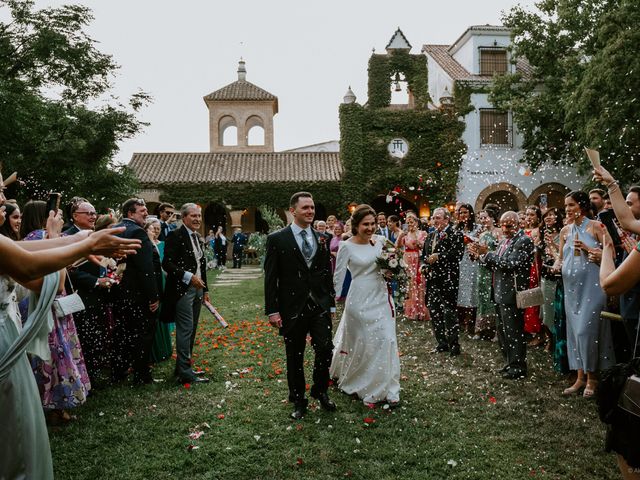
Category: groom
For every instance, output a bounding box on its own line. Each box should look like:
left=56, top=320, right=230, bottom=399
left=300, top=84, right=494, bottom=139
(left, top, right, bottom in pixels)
left=264, top=192, right=336, bottom=419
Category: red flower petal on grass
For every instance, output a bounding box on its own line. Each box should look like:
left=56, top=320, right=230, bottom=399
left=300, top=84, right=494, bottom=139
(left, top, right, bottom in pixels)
left=183, top=383, right=191, bottom=390
left=488, top=396, right=496, bottom=404
left=297, top=458, right=304, bottom=466
left=217, top=414, right=225, bottom=419
left=363, top=417, right=375, bottom=424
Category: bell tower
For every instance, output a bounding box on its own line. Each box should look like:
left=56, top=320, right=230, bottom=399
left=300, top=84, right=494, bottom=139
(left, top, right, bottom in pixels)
left=203, top=59, right=278, bottom=153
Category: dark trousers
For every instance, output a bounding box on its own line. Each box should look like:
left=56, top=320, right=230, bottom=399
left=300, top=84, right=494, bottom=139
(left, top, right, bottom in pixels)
left=496, top=303, right=527, bottom=373
left=112, top=298, right=157, bottom=381
left=283, top=302, right=333, bottom=406
left=174, top=286, right=203, bottom=382
left=73, top=304, right=107, bottom=380
left=232, top=248, right=243, bottom=268
left=428, top=288, right=459, bottom=349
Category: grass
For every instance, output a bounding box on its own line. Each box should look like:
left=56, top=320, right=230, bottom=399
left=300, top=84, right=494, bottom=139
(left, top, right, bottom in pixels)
left=50, top=272, right=620, bottom=480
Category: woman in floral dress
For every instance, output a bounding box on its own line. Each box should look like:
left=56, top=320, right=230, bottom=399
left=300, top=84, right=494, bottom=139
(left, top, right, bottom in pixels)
left=22, top=205, right=90, bottom=423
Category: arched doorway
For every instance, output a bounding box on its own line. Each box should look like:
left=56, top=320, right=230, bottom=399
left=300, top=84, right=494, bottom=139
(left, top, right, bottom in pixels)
left=475, top=183, right=527, bottom=215
left=370, top=195, right=418, bottom=217
left=528, top=183, right=571, bottom=210
left=483, top=190, right=520, bottom=214
left=204, top=202, right=229, bottom=235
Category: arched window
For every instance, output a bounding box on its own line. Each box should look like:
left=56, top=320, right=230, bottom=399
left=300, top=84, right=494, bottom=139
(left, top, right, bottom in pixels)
left=246, top=115, right=265, bottom=146
left=218, top=115, right=238, bottom=146
left=390, top=72, right=409, bottom=105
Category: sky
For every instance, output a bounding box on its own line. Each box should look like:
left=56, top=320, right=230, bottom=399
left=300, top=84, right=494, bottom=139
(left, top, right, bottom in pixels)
left=32, top=0, right=538, bottom=165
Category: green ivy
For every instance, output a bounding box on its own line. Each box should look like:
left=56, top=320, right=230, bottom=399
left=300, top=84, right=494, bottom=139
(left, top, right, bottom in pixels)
left=368, top=51, right=430, bottom=109
left=153, top=181, right=343, bottom=213
left=339, top=103, right=466, bottom=214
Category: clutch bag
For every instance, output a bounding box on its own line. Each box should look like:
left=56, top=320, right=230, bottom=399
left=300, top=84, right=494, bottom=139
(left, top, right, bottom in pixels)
left=53, top=292, right=86, bottom=317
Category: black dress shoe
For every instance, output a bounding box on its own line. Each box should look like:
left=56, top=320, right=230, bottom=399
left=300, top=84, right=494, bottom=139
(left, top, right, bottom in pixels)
left=430, top=345, right=449, bottom=354
left=178, top=376, right=210, bottom=385
left=291, top=405, right=307, bottom=420
left=449, top=345, right=461, bottom=357
left=502, top=369, right=526, bottom=380
left=312, top=392, right=337, bottom=411
left=132, top=375, right=153, bottom=385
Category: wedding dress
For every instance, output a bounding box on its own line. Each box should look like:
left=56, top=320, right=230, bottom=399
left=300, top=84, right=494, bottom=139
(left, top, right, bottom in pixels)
left=330, top=235, right=401, bottom=404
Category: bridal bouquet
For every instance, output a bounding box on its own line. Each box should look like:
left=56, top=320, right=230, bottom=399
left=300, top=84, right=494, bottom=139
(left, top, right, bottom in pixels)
left=375, top=239, right=408, bottom=303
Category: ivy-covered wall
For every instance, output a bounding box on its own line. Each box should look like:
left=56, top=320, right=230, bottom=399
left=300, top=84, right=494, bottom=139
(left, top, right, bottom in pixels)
left=340, top=96, right=467, bottom=213
left=154, top=181, right=343, bottom=212
left=368, top=51, right=430, bottom=109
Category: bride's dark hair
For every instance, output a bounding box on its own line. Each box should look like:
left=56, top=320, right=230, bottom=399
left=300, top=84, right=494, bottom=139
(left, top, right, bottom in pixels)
left=350, top=204, right=376, bottom=235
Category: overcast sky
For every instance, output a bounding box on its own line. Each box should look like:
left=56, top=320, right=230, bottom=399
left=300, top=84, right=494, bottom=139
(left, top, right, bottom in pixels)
left=34, top=0, right=537, bottom=164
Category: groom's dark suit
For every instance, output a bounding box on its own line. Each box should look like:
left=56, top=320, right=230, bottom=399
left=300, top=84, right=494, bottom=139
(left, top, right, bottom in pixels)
left=264, top=224, right=335, bottom=408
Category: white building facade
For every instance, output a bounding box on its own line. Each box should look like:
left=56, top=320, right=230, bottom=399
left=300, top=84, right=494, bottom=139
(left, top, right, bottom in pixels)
left=423, top=26, right=584, bottom=213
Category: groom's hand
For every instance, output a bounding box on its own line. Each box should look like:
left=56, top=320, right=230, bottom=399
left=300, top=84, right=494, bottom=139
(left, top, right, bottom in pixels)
left=268, top=313, right=282, bottom=328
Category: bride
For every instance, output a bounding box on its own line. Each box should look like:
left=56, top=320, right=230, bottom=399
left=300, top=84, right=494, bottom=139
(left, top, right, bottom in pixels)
left=330, top=204, right=401, bottom=405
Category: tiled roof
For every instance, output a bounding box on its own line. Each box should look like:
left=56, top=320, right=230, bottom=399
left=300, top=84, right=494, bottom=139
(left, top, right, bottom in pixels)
left=204, top=80, right=277, bottom=102
left=422, top=44, right=532, bottom=83
left=130, top=152, right=342, bottom=185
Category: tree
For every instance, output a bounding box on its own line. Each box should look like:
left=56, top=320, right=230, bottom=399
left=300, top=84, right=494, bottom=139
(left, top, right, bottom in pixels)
left=0, top=0, right=149, bottom=208
left=491, top=0, right=640, bottom=181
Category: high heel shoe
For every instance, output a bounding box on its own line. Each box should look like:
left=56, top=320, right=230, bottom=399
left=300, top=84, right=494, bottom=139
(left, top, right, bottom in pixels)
left=562, top=380, right=586, bottom=396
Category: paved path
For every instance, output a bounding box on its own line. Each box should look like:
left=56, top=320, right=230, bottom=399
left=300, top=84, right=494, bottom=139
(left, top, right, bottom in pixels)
left=212, top=266, right=262, bottom=287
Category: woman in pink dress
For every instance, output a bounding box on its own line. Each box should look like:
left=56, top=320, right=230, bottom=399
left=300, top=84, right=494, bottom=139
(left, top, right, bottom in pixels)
left=396, top=213, right=428, bottom=320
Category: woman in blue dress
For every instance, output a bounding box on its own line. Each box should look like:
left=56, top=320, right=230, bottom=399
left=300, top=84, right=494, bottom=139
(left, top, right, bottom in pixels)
left=554, top=191, right=615, bottom=398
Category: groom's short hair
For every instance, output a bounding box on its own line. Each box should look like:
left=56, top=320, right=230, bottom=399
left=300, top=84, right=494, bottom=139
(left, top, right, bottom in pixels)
left=290, top=191, right=313, bottom=208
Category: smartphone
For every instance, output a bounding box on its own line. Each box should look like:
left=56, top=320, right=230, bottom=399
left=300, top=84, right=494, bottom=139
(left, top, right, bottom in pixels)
left=539, top=193, right=548, bottom=209
left=46, top=192, right=61, bottom=214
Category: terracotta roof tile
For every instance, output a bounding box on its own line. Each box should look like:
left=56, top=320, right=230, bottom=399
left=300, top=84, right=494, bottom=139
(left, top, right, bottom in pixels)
left=423, top=44, right=532, bottom=82
left=204, top=80, right=277, bottom=102
left=130, top=152, right=342, bottom=186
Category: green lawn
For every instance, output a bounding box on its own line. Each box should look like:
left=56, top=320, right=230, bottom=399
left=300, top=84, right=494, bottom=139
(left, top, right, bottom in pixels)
left=50, top=275, right=619, bottom=479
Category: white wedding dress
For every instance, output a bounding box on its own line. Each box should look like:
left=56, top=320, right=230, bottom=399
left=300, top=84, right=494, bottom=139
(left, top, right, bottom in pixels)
left=330, top=235, right=401, bottom=404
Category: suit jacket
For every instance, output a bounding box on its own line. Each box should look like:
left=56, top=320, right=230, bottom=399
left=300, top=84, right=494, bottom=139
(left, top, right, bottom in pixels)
left=232, top=232, right=248, bottom=250
left=375, top=227, right=390, bottom=239
left=162, top=226, right=208, bottom=322
left=264, top=226, right=335, bottom=334
left=421, top=225, right=464, bottom=299
left=113, top=219, right=159, bottom=306
left=481, top=229, right=534, bottom=305
left=63, top=224, right=105, bottom=309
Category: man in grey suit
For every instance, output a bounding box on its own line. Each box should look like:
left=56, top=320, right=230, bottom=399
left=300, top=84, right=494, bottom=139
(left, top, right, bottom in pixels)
left=471, top=211, right=534, bottom=379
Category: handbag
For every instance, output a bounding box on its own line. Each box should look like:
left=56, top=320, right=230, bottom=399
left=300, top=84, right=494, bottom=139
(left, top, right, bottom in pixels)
left=514, top=274, right=544, bottom=309
left=53, top=272, right=86, bottom=317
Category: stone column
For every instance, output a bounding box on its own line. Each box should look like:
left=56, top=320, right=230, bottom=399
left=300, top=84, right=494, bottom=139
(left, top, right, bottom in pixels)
left=229, top=209, right=244, bottom=228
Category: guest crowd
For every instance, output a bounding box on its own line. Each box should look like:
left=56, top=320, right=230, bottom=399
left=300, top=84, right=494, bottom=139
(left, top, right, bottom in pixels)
left=2, top=163, right=640, bottom=478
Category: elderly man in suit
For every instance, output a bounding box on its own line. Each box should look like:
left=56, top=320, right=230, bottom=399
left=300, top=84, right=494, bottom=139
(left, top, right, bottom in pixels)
left=64, top=201, right=113, bottom=381
left=264, top=191, right=336, bottom=420
left=111, top=198, right=160, bottom=385
left=472, top=211, right=534, bottom=379
left=421, top=207, right=465, bottom=356
left=163, top=203, right=210, bottom=385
